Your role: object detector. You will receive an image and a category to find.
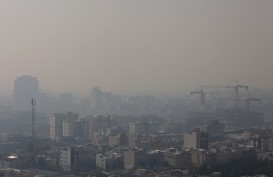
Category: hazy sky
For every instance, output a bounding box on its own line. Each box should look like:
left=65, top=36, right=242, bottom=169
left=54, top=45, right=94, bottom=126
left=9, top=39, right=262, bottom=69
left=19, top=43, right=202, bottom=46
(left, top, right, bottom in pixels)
left=0, top=1, right=272, bottom=94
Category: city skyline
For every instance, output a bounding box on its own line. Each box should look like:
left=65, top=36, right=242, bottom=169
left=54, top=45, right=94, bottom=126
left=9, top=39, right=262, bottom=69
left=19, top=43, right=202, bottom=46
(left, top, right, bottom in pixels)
left=0, top=74, right=269, bottom=97
left=0, top=1, right=272, bottom=176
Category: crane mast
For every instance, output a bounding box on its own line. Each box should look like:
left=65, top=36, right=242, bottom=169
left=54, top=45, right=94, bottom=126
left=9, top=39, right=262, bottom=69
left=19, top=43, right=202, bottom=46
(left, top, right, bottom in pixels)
left=200, top=81, right=248, bottom=109
left=31, top=98, right=36, bottom=155
left=191, top=87, right=220, bottom=109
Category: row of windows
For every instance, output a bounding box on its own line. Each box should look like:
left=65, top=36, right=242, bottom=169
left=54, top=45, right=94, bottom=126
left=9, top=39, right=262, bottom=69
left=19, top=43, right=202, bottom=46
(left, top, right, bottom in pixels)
left=60, top=156, right=69, bottom=159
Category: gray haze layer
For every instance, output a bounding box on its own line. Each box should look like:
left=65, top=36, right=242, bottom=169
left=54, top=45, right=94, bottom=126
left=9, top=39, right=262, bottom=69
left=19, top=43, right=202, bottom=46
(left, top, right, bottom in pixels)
left=0, top=0, right=272, bottom=94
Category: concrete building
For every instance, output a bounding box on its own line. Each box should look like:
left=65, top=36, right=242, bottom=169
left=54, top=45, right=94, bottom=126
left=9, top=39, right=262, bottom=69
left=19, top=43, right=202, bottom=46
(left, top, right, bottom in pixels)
left=108, top=135, right=121, bottom=147
left=216, top=147, right=256, bottom=164
left=0, top=155, right=20, bottom=170
left=197, top=120, right=225, bottom=141
left=50, top=113, right=64, bottom=141
left=88, top=114, right=113, bottom=143
left=96, top=152, right=123, bottom=171
left=128, top=119, right=162, bottom=148
left=191, top=149, right=207, bottom=168
left=164, top=149, right=191, bottom=169
left=128, top=123, right=137, bottom=147
left=107, top=127, right=127, bottom=147
left=184, top=129, right=208, bottom=150
left=73, top=119, right=90, bottom=143
left=63, top=118, right=75, bottom=137
left=59, top=147, right=74, bottom=171
left=72, top=145, right=96, bottom=171
left=50, top=112, right=78, bottom=141
left=13, top=75, right=39, bottom=111
left=123, top=150, right=135, bottom=170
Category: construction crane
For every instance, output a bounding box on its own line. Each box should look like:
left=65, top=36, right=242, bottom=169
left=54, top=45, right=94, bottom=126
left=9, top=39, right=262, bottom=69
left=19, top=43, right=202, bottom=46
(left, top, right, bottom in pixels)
left=200, top=81, right=248, bottom=109
left=31, top=98, right=36, bottom=156
left=229, top=81, right=248, bottom=108
left=201, top=81, right=248, bottom=94
left=191, top=87, right=220, bottom=108
left=191, top=90, right=205, bottom=106
left=246, top=96, right=260, bottom=116
left=221, top=94, right=261, bottom=118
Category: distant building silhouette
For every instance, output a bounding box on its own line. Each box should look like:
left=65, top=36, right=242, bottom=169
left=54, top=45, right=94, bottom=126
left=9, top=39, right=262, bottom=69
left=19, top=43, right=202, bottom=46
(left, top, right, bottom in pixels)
left=13, top=75, right=39, bottom=111
left=90, top=87, right=112, bottom=113
left=59, top=93, right=73, bottom=112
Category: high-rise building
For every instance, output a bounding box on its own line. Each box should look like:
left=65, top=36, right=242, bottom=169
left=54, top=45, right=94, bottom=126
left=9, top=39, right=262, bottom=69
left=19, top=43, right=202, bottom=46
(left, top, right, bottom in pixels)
left=50, top=113, right=65, bottom=141
left=73, top=119, right=90, bottom=143
left=88, top=114, right=112, bottom=142
left=50, top=112, right=78, bottom=141
left=90, top=87, right=112, bottom=113
left=13, top=75, right=39, bottom=111
left=128, top=123, right=137, bottom=147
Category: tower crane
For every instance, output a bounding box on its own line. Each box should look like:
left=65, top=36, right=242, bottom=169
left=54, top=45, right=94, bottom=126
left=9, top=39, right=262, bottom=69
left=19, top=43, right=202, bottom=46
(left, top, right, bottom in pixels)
left=200, top=81, right=248, bottom=109
left=246, top=95, right=260, bottom=116
left=31, top=98, right=36, bottom=156
left=191, top=87, right=220, bottom=108
left=228, top=81, right=248, bottom=108
left=221, top=94, right=261, bottom=118
left=191, top=90, right=205, bottom=106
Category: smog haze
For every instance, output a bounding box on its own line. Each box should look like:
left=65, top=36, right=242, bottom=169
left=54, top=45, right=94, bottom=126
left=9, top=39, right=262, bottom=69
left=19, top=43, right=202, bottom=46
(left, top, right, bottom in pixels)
left=0, top=0, right=272, bottom=94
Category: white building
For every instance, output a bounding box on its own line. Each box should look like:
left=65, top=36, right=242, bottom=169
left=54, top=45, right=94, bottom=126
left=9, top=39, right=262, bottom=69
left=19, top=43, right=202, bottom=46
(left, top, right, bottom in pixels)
left=59, top=147, right=74, bottom=171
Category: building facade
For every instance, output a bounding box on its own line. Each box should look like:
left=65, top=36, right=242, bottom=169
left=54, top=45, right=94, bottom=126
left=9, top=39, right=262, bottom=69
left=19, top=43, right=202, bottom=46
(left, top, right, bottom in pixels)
left=50, top=112, right=78, bottom=141
left=184, top=129, right=208, bottom=150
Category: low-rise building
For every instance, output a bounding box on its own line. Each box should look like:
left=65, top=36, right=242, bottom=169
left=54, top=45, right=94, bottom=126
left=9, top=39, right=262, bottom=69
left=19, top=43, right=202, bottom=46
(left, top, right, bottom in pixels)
left=164, top=149, right=191, bottom=169
left=123, top=150, right=135, bottom=170
left=59, top=147, right=74, bottom=171
left=0, top=155, right=20, bottom=170
left=96, top=152, right=123, bottom=171
left=216, top=147, right=256, bottom=164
